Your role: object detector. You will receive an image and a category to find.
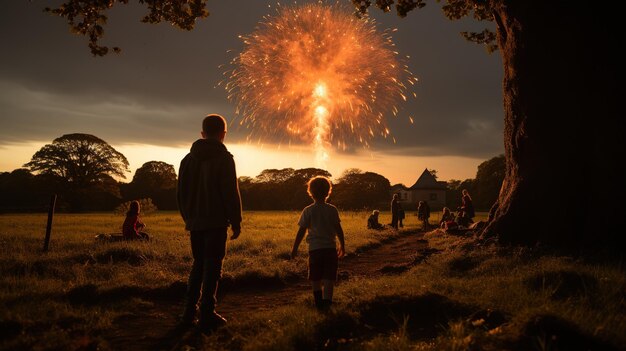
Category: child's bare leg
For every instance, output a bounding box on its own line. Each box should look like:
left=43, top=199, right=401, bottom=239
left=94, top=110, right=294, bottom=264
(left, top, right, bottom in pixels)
left=311, top=281, right=323, bottom=309
left=321, top=279, right=335, bottom=310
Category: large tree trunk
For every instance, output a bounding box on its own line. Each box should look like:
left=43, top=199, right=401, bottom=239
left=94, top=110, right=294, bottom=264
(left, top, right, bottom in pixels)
left=484, top=1, right=623, bottom=249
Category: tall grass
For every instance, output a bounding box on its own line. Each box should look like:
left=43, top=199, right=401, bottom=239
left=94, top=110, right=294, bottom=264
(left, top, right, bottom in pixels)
left=193, top=231, right=625, bottom=351
left=0, top=210, right=417, bottom=350
left=3, top=211, right=618, bottom=351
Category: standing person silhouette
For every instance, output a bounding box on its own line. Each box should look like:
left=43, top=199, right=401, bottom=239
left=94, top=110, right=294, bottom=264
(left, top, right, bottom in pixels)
left=461, top=189, right=475, bottom=221
left=417, top=201, right=431, bottom=230
left=177, top=114, right=242, bottom=333
left=390, top=193, right=400, bottom=229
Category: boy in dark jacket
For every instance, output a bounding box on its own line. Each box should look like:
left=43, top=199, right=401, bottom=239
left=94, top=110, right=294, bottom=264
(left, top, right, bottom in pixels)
left=177, top=114, right=242, bottom=333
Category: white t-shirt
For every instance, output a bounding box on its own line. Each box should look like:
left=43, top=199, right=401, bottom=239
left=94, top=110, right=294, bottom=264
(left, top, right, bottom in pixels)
left=298, top=202, right=341, bottom=251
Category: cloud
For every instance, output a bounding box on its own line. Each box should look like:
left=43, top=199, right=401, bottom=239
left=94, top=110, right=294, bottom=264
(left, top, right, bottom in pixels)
left=0, top=0, right=504, bottom=160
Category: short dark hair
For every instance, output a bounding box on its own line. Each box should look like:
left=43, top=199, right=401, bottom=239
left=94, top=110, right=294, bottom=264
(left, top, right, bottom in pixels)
left=307, top=176, right=332, bottom=201
left=202, top=114, right=227, bottom=137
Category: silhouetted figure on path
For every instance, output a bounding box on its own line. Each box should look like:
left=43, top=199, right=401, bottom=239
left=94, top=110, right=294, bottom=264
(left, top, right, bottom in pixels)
left=177, top=114, right=242, bottom=333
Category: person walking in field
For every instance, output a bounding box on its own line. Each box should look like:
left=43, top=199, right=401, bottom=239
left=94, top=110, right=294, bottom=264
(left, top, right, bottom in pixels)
left=177, top=114, right=242, bottom=333
left=291, top=176, right=346, bottom=311
left=122, top=200, right=149, bottom=240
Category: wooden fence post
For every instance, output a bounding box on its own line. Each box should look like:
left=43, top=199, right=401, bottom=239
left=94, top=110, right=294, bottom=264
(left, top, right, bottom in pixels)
left=43, top=194, right=57, bottom=252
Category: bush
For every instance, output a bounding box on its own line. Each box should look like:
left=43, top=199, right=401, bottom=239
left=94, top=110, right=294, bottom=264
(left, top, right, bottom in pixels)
left=114, top=198, right=158, bottom=215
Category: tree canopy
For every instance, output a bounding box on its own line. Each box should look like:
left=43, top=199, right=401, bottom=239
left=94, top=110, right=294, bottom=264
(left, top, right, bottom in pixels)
left=24, top=133, right=129, bottom=186
left=123, top=161, right=178, bottom=210
left=332, top=169, right=391, bottom=210
left=45, top=0, right=497, bottom=55
left=131, top=161, right=177, bottom=190
left=44, top=0, right=209, bottom=56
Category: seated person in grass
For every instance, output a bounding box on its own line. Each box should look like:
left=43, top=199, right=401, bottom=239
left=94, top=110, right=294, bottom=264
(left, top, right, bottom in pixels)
left=440, top=207, right=456, bottom=228
left=122, top=200, right=149, bottom=240
left=455, top=208, right=473, bottom=228
left=291, top=176, right=346, bottom=311
left=367, top=210, right=384, bottom=230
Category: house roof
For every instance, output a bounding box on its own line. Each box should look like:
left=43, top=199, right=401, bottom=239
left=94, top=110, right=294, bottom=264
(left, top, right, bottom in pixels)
left=409, top=169, right=447, bottom=190
left=390, top=184, right=409, bottom=191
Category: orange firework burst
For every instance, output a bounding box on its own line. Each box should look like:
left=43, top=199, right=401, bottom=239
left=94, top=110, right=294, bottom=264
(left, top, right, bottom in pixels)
left=225, top=2, right=416, bottom=166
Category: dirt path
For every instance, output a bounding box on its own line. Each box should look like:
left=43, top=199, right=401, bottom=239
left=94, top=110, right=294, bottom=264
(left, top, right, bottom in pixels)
left=106, top=229, right=435, bottom=351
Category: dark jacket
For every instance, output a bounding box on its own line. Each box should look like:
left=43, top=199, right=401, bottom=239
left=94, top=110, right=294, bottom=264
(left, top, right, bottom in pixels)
left=417, top=202, right=430, bottom=220
left=462, top=195, right=475, bottom=218
left=177, top=138, right=242, bottom=231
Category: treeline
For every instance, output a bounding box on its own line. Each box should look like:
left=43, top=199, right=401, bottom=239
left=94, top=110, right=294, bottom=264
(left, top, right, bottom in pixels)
left=239, top=168, right=391, bottom=210
left=0, top=133, right=505, bottom=213
left=445, top=155, right=505, bottom=211
left=0, top=134, right=177, bottom=212
left=0, top=162, right=177, bottom=212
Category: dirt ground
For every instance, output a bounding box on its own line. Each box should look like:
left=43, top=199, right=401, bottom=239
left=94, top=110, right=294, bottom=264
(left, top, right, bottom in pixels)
left=105, top=229, right=434, bottom=351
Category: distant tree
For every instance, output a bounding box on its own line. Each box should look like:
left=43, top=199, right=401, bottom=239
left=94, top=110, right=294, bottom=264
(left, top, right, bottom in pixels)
left=429, top=169, right=438, bottom=180
left=473, top=154, right=505, bottom=210
left=67, top=174, right=122, bottom=211
left=123, top=161, right=177, bottom=210
left=24, top=134, right=128, bottom=211
left=255, top=168, right=296, bottom=184
left=238, top=168, right=331, bottom=210
left=446, top=178, right=474, bottom=211
left=132, top=161, right=177, bottom=190
left=333, top=169, right=391, bottom=210
left=0, top=169, right=52, bottom=212
left=25, top=133, right=129, bottom=187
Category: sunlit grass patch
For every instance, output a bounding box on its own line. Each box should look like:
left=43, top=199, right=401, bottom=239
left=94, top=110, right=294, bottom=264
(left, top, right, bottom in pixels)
left=0, top=210, right=406, bottom=350
left=1, top=211, right=623, bottom=350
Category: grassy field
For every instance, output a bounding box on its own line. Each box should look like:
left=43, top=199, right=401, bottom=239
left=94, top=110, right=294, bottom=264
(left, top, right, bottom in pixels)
left=0, top=210, right=421, bottom=350
left=1, top=210, right=624, bottom=351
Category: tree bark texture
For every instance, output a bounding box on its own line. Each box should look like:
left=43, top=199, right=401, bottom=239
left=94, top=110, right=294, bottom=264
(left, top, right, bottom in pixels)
left=484, top=1, right=623, bottom=248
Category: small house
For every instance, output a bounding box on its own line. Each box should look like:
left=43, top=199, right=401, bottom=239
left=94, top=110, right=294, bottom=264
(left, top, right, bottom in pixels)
left=391, top=168, right=447, bottom=210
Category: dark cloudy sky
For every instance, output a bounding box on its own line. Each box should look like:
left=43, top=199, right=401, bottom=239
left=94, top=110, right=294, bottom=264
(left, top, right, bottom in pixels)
left=0, top=0, right=503, bottom=184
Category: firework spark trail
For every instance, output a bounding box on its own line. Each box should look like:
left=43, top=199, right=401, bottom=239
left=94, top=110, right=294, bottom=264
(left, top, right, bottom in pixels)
left=225, top=2, right=416, bottom=167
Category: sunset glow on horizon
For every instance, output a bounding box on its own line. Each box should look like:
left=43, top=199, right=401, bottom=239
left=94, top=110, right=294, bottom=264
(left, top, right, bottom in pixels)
left=0, top=141, right=485, bottom=186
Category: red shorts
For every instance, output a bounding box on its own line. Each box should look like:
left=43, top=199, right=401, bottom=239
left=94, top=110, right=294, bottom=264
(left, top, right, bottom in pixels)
left=308, top=248, right=338, bottom=281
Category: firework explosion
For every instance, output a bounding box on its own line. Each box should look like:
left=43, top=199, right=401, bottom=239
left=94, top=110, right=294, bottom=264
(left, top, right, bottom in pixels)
left=225, top=2, right=416, bottom=167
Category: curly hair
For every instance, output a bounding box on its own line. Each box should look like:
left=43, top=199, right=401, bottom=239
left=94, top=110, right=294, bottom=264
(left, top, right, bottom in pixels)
left=307, top=176, right=332, bottom=201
